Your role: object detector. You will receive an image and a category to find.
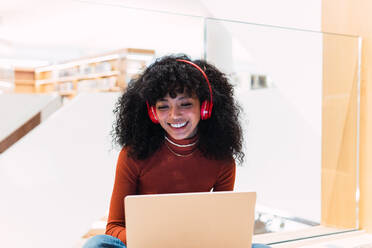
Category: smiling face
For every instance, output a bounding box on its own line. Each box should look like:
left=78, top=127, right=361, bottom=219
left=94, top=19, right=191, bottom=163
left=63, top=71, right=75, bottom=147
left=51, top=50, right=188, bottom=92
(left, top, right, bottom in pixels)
left=155, top=92, right=201, bottom=140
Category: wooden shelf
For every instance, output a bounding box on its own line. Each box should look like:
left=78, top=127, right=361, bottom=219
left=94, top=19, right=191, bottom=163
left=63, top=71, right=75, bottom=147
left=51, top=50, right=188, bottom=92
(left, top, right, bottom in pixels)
left=14, top=68, right=35, bottom=93
left=36, top=71, right=120, bottom=85
left=97, top=87, right=122, bottom=93
left=32, top=48, right=155, bottom=97
left=15, top=80, right=35, bottom=85
left=59, top=90, right=77, bottom=97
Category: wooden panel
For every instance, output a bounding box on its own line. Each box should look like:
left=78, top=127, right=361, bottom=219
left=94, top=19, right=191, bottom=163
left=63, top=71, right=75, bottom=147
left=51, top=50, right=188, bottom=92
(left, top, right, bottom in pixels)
left=321, top=34, right=359, bottom=228
left=322, top=0, right=372, bottom=231
left=14, top=84, right=36, bottom=93
left=355, top=35, right=372, bottom=231
left=126, top=48, right=155, bottom=54
left=35, top=71, right=52, bottom=80
left=14, top=70, right=35, bottom=80
left=14, top=68, right=36, bottom=93
left=358, top=37, right=372, bottom=231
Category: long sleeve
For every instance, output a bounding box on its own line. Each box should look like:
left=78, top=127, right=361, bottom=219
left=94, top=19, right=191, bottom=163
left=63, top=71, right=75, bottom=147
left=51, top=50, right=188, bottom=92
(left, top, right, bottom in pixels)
left=105, top=141, right=236, bottom=244
left=213, top=160, right=236, bottom=191
left=105, top=148, right=140, bottom=245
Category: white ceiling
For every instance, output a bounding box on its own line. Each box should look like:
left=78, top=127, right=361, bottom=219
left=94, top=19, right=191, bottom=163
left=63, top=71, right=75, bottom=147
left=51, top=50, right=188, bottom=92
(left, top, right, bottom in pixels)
left=0, top=0, right=321, bottom=66
left=0, top=0, right=211, bottom=65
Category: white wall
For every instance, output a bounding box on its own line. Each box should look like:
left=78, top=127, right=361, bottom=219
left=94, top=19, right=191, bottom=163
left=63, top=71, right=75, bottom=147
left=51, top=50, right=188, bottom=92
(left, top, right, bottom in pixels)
left=207, top=20, right=323, bottom=222
left=0, top=93, right=120, bottom=248
left=0, top=94, right=62, bottom=141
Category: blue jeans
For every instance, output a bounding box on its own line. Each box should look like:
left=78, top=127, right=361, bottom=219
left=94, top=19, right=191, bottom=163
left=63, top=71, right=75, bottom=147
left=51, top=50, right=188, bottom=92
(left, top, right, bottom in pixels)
left=83, top=234, right=271, bottom=248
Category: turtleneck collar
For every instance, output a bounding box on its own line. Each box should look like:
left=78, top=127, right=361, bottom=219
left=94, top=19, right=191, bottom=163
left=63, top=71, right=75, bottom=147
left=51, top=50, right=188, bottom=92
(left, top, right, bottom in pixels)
left=164, top=134, right=199, bottom=155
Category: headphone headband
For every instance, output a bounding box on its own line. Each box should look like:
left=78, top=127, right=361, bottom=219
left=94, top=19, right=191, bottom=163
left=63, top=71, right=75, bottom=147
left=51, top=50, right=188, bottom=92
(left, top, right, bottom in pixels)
left=176, top=59, right=213, bottom=104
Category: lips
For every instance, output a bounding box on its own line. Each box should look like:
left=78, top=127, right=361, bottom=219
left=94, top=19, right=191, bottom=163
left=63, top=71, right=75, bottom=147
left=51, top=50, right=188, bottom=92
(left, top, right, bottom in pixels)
left=169, top=121, right=188, bottom=128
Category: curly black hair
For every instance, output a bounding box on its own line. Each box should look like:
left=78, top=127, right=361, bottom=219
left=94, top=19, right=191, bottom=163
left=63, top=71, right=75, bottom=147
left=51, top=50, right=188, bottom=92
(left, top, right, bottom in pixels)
left=112, top=54, right=244, bottom=163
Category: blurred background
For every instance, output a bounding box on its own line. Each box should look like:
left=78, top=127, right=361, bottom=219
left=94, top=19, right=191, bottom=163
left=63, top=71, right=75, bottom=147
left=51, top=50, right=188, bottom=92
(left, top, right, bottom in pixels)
left=0, top=0, right=362, bottom=247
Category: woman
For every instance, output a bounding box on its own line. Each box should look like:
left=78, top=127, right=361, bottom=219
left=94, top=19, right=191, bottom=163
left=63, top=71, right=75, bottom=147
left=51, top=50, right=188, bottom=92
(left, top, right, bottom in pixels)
left=84, top=54, right=271, bottom=248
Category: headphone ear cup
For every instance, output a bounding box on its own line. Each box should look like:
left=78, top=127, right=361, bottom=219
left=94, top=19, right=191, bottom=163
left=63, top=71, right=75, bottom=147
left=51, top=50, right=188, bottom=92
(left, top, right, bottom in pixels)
left=146, top=102, right=159, bottom=124
left=200, top=100, right=212, bottom=120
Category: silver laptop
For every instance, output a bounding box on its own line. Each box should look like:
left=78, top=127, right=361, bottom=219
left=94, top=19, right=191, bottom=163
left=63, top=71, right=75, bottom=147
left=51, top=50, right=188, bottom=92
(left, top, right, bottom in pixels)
left=125, top=191, right=256, bottom=248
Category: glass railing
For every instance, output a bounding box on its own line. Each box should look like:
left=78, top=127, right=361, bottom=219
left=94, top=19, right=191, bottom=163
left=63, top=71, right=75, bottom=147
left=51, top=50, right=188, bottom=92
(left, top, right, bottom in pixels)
left=205, top=18, right=360, bottom=242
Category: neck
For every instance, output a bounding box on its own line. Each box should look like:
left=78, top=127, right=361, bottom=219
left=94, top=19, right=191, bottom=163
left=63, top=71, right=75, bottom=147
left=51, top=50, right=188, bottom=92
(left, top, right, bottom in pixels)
left=164, top=136, right=198, bottom=148
left=164, top=134, right=199, bottom=156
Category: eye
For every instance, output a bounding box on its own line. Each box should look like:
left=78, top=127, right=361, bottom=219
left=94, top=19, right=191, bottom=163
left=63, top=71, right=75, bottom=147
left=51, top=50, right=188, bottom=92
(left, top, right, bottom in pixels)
left=181, top=102, right=192, bottom=107
left=156, top=105, right=169, bottom=110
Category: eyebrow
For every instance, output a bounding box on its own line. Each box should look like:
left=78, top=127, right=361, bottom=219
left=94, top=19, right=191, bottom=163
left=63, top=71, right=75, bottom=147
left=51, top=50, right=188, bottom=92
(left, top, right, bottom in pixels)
left=158, top=96, right=190, bottom=102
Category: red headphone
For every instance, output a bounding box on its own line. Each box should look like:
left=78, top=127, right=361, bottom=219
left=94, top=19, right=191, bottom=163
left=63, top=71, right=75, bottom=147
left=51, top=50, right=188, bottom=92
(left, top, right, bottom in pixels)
left=146, top=59, right=214, bottom=124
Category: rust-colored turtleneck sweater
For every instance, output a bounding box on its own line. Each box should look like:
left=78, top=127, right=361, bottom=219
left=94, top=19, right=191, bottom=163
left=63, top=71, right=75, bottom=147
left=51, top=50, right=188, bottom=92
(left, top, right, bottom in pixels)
left=105, top=135, right=236, bottom=244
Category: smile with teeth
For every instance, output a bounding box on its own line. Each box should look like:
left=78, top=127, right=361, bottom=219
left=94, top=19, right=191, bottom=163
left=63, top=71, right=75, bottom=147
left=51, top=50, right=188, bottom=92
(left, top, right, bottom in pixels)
left=169, top=121, right=187, bottom=128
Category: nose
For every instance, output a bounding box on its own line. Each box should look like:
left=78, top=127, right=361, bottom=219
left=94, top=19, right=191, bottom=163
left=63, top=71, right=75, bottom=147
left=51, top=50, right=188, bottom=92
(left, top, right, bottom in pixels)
left=169, top=106, right=182, bottom=119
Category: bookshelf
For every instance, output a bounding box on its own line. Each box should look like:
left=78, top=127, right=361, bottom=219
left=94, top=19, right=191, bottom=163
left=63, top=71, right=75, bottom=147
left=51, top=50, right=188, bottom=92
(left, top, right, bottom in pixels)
left=34, top=48, right=155, bottom=97
left=14, top=68, right=35, bottom=93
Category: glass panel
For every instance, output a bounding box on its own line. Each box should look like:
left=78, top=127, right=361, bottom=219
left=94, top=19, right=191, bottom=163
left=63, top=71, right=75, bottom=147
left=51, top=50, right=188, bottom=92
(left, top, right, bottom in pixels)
left=205, top=18, right=360, bottom=242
